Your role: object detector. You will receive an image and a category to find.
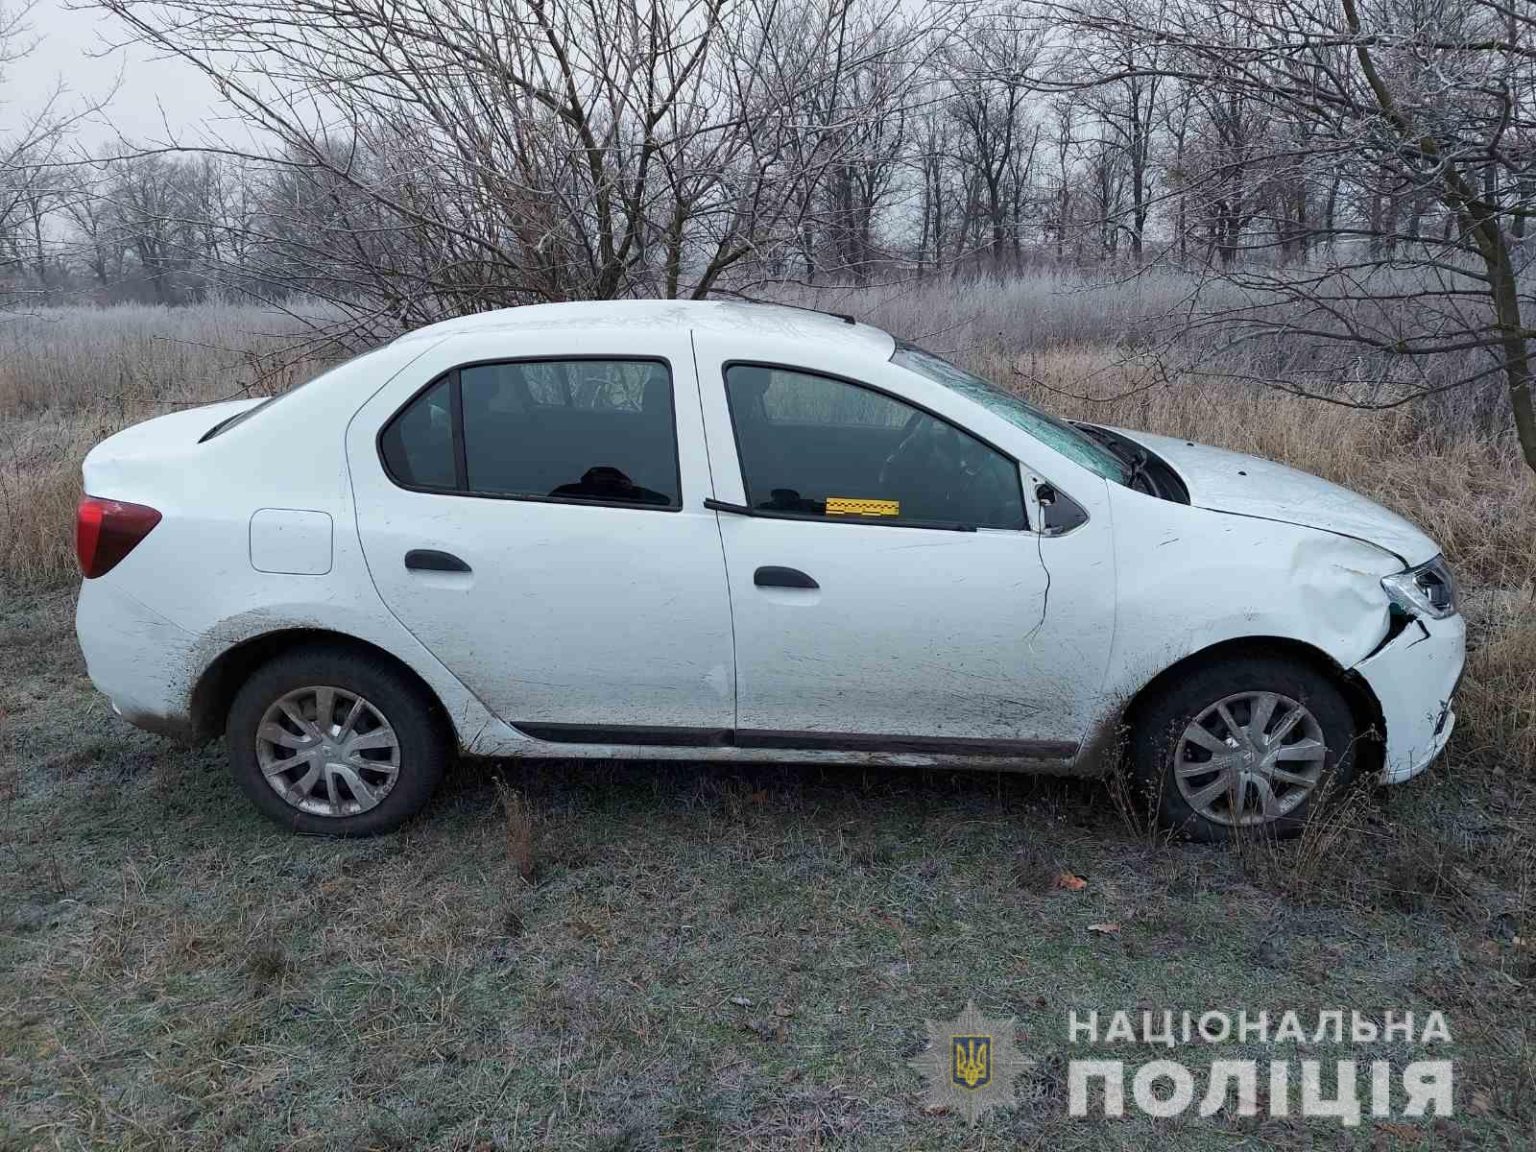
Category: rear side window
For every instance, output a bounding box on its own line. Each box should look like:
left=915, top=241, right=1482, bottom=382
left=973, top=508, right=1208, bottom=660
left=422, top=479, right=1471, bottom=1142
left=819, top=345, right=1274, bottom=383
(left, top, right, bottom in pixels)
left=724, top=364, right=1026, bottom=530
left=379, top=358, right=681, bottom=509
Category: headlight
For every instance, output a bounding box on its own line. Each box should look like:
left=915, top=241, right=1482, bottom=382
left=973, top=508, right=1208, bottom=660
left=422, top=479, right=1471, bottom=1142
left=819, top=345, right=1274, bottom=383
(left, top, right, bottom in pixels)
left=1381, top=555, right=1459, bottom=619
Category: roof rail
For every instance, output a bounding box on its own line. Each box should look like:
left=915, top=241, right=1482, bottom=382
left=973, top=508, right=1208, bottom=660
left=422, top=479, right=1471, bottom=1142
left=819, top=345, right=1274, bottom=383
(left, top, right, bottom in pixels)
left=725, top=296, right=857, bottom=325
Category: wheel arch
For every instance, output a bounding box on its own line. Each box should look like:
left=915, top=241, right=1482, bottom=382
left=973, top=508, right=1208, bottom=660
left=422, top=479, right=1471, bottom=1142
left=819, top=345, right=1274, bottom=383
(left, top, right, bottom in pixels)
left=1089, top=635, right=1386, bottom=776
left=190, top=627, right=452, bottom=742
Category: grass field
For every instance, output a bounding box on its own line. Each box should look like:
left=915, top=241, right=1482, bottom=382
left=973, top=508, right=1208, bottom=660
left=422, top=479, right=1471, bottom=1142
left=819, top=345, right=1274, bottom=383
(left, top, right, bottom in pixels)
left=1, top=283, right=1534, bottom=1148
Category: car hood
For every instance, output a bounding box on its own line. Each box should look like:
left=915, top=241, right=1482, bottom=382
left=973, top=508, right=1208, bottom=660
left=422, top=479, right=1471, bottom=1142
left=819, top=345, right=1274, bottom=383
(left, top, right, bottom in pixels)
left=1100, top=426, right=1439, bottom=566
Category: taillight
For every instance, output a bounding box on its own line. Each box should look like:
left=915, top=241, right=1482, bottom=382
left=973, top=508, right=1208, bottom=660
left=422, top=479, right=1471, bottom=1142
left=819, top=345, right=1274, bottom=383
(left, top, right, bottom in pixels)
left=76, top=496, right=162, bottom=578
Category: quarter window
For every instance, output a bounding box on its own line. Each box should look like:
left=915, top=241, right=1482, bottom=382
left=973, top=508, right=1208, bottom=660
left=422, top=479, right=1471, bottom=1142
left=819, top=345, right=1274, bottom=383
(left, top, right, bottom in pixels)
left=380, top=359, right=681, bottom=509
left=724, top=364, right=1026, bottom=530
left=378, top=375, right=456, bottom=489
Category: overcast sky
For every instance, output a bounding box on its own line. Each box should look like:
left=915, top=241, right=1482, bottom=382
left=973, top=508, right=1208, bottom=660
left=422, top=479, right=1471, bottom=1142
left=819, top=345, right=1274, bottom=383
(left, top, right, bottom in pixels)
left=12, top=0, right=220, bottom=145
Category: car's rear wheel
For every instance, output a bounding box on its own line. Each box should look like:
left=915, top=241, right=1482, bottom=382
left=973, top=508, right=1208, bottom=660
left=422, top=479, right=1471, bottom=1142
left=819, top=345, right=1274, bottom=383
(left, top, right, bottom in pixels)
left=226, top=645, right=448, bottom=835
left=1130, top=654, right=1359, bottom=841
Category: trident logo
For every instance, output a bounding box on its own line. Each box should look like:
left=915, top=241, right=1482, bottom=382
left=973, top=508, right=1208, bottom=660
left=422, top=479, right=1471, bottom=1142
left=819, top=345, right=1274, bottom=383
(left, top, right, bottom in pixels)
left=952, top=1035, right=992, bottom=1089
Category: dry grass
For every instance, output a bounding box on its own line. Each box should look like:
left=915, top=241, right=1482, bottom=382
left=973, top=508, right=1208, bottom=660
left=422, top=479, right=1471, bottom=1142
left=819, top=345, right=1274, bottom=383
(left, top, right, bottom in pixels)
left=493, top=775, right=538, bottom=884
left=0, top=303, right=327, bottom=417
left=0, top=304, right=331, bottom=583
left=1458, top=598, right=1536, bottom=776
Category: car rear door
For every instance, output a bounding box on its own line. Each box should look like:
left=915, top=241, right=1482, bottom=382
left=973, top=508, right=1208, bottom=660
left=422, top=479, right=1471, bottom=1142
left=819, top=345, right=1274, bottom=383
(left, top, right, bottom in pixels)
left=692, top=331, right=1113, bottom=755
left=347, top=329, right=736, bottom=736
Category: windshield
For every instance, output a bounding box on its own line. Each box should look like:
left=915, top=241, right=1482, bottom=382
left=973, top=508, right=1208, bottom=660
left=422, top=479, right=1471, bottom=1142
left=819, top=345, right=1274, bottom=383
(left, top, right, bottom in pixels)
left=890, top=342, right=1129, bottom=484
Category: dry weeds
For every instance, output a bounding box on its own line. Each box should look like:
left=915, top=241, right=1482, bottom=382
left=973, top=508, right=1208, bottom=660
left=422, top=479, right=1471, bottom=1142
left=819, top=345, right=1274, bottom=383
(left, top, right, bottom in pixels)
left=0, top=303, right=328, bottom=583
left=493, top=774, right=537, bottom=884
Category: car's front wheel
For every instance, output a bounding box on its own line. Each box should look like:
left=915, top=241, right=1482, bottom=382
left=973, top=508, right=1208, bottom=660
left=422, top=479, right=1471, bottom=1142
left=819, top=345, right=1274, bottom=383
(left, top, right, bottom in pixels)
left=1130, top=654, right=1360, bottom=841
left=226, top=644, right=448, bottom=835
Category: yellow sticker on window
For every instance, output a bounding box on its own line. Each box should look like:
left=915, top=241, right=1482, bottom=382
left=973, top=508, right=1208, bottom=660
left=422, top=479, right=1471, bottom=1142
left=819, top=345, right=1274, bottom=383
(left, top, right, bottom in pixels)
left=826, top=497, right=900, bottom=517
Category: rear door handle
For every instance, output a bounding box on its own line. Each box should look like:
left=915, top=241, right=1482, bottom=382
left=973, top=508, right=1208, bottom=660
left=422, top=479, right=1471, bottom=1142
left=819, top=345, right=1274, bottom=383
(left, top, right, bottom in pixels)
left=405, top=548, right=471, bottom=573
left=754, top=565, right=818, bottom=589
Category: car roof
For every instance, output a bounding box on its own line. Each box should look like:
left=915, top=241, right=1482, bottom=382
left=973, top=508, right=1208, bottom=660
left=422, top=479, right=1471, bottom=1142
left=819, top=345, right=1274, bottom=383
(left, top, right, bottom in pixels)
left=393, top=299, right=897, bottom=358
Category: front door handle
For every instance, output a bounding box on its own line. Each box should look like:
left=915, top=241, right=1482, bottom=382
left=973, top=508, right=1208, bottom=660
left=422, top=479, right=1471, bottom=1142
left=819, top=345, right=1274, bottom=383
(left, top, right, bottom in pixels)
left=405, top=548, right=471, bottom=573
left=754, top=565, right=818, bottom=590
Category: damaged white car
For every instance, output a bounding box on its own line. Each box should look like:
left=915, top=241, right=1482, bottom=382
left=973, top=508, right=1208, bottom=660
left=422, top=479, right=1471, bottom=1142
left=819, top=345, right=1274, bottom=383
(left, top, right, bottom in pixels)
left=74, top=301, right=1464, bottom=839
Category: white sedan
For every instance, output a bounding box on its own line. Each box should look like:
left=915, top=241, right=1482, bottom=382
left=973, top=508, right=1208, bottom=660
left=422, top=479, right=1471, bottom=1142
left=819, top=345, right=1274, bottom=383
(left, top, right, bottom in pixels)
left=75, top=301, right=1464, bottom=839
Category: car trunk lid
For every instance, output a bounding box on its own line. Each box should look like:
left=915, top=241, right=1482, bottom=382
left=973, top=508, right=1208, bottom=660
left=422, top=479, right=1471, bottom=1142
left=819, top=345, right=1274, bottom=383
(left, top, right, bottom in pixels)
left=82, top=398, right=265, bottom=496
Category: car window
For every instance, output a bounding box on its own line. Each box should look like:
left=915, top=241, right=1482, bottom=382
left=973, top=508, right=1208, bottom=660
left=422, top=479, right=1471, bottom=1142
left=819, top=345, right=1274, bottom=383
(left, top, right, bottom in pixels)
left=379, top=375, right=457, bottom=489
left=724, top=364, right=1026, bottom=530
left=380, top=359, right=681, bottom=509
left=891, top=342, right=1129, bottom=484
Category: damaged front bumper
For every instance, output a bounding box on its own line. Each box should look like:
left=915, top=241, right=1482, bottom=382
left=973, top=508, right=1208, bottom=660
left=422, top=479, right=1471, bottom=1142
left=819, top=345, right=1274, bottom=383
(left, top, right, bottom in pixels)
left=1352, top=610, right=1466, bottom=785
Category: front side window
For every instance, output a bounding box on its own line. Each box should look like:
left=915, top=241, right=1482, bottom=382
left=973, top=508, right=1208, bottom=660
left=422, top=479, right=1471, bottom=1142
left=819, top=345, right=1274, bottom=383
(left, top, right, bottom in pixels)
left=724, top=364, right=1026, bottom=530
left=380, top=358, right=680, bottom=508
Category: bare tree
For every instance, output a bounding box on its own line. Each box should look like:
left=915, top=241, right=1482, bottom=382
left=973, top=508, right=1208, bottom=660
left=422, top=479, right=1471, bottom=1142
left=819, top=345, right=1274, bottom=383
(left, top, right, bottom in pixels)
left=105, top=155, right=197, bottom=302
left=58, top=0, right=1534, bottom=478
left=60, top=164, right=127, bottom=292
left=1031, top=0, right=1536, bottom=473
left=92, top=0, right=937, bottom=337
left=1071, top=0, right=1166, bottom=261
left=943, top=8, right=1044, bottom=269
left=816, top=18, right=917, bottom=284
left=1042, top=94, right=1080, bottom=261
left=0, top=2, right=97, bottom=301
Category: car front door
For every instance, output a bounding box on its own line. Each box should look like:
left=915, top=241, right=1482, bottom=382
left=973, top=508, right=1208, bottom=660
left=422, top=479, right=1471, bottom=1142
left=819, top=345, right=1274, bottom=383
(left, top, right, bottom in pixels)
left=348, top=331, right=736, bottom=736
left=693, top=333, right=1114, bottom=755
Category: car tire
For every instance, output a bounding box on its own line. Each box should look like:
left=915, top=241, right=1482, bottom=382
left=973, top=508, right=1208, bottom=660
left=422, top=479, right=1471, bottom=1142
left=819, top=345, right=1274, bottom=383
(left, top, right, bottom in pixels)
left=226, top=643, right=449, bottom=836
left=1130, top=654, right=1360, bottom=842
